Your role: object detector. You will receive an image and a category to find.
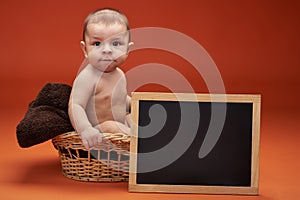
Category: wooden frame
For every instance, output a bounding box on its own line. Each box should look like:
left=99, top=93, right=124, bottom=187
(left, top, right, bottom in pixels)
left=129, top=92, right=261, bottom=195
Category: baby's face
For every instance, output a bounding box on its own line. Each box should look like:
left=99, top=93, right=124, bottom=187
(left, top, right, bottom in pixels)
left=83, top=22, right=129, bottom=72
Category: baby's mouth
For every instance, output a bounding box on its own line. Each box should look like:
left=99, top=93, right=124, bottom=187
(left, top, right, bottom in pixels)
left=99, top=59, right=116, bottom=63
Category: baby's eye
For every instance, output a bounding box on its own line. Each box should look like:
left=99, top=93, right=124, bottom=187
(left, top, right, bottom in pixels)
left=93, top=41, right=101, bottom=46
left=112, top=41, right=121, bottom=46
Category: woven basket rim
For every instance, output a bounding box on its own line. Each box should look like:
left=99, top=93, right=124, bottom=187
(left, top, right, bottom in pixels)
left=52, top=131, right=130, bottom=151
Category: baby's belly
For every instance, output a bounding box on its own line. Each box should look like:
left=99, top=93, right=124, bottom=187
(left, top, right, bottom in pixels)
left=87, top=94, right=127, bottom=125
left=96, top=102, right=126, bottom=123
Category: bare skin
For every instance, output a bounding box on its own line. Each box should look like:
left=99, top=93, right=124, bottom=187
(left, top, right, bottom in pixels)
left=69, top=21, right=131, bottom=149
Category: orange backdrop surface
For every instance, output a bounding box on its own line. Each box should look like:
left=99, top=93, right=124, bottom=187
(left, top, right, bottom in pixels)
left=0, top=0, right=299, bottom=200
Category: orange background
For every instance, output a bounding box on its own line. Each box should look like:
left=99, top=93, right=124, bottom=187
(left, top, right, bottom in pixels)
left=0, top=0, right=299, bottom=199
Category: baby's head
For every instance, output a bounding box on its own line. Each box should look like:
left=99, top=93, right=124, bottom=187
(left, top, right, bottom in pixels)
left=83, top=8, right=130, bottom=42
left=81, top=8, right=131, bottom=72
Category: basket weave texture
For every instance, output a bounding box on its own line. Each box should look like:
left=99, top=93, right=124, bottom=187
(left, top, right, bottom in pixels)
left=52, top=131, right=130, bottom=182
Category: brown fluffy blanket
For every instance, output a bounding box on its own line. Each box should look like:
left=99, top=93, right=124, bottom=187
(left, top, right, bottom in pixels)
left=16, top=83, right=74, bottom=148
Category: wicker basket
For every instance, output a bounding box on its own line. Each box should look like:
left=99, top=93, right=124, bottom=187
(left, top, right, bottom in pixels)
left=52, top=131, right=130, bottom=182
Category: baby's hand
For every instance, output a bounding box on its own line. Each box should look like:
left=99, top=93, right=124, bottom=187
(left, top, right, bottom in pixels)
left=80, top=127, right=103, bottom=149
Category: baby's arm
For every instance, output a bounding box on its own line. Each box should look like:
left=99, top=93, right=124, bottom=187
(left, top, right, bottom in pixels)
left=126, top=95, right=131, bottom=113
left=125, top=95, right=132, bottom=132
left=69, top=68, right=102, bottom=149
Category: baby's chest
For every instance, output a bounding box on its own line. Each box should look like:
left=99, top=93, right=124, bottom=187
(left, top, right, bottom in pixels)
left=94, top=73, right=127, bottom=97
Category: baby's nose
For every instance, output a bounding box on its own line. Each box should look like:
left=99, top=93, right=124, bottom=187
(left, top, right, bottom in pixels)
left=102, top=43, right=112, bottom=54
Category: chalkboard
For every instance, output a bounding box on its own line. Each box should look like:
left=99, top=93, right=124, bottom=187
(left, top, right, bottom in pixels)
left=129, top=92, right=261, bottom=195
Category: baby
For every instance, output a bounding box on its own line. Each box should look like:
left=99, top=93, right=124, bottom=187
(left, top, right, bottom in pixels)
left=69, top=8, right=132, bottom=149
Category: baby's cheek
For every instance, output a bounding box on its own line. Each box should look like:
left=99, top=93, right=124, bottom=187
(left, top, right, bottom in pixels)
left=115, top=53, right=128, bottom=65
left=87, top=52, right=99, bottom=65
left=114, top=47, right=128, bottom=58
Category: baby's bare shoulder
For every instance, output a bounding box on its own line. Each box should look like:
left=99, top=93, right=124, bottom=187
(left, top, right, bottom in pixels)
left=75, top=65, right=101, bottom=83
left=72, top=65, right=101, bottom=93
left=116, top=67, right=125, bottom=75
left=78, top=65, right=100, bottom=78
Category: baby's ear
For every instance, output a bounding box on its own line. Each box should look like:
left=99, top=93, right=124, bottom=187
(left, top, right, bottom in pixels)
left=129, top=41, right=134, bottom=46
left=128, top=41, right=134, bottom=53
left=80, top=41, right=88, bottom=58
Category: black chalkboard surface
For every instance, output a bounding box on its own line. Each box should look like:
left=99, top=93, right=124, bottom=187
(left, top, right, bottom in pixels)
left=129, top=93, right=261, bottom=195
